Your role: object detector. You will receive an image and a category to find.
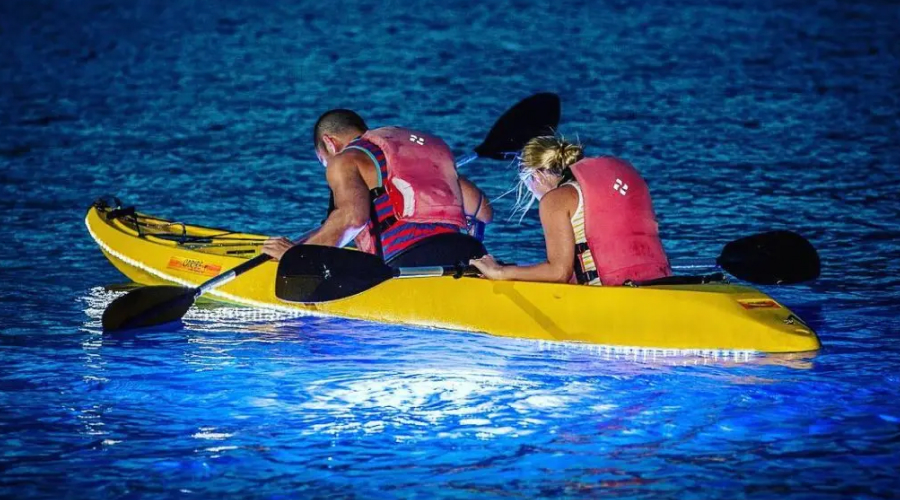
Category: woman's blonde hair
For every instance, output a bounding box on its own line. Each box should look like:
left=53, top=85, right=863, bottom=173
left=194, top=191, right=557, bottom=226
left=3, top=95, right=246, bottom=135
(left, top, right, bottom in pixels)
left=509, top=135, right=584, bottom=221
left=519, top=136, right=584, bottom=177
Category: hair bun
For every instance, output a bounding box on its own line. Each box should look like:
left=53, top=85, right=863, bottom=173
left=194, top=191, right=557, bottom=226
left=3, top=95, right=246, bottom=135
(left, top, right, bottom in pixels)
left=560, top=142, right=584, bottom=170
left=520, top=135, right=584, bottom=175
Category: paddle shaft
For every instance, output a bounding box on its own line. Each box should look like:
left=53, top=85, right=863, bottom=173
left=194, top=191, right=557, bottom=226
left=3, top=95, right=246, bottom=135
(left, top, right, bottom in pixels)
left=666, top=230, right=819, bottom=284
left=197, top=253, right=269, bottom=294
left=395, top=264, right=479, bottom=279
left=456, top=151, right=517, bottom=167
left=197, top=227, right=318, bottom=295
left=455, top=152, right=478, bottom=167
left=670, top=259, right=718, bottom=271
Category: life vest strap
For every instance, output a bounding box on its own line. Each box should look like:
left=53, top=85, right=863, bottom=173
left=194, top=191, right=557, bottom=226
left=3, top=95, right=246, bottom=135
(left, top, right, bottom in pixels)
left=367, top=188, right=386, bottom=259
left=376, top=215, right=399, bottom=235
left=573, top=242, right=596, bottom=284
left=573, top=266, right=599, bottom=284
left=367, top=185, right=400, bottom=233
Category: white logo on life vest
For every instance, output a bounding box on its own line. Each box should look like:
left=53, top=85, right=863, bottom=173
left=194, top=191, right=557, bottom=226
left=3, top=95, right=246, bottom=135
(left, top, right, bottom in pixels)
left=613, top=179, right=628, bottom=196
left=409, top=134, right=425, bottom=145
left=391, top=177, right=416, bottom=216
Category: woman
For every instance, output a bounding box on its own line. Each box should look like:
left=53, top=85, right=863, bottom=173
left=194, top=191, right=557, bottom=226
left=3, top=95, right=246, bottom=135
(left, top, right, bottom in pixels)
left=459, top=175, right=493, bottom=241
left=470, top=136, right=671, bottom=286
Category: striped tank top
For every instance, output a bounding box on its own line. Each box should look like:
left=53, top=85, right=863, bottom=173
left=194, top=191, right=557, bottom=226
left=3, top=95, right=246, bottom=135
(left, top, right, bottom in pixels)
left=566, top=182, right=602, bottom=285
left=345, top=137, right=460, bottom=262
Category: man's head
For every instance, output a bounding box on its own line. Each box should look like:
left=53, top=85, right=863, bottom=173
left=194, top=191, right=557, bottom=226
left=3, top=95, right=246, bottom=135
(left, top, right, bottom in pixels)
left=312, top=109, right=368, bottom=166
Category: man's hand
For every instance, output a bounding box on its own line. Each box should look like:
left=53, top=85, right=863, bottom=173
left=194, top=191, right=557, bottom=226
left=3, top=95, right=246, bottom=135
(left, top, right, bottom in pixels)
left=262, top=237, right=295, bottom=261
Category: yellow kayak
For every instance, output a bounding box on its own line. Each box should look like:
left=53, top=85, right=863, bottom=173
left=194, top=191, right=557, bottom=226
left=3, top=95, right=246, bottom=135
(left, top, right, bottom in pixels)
left=84, top=203, right=820, bottom=353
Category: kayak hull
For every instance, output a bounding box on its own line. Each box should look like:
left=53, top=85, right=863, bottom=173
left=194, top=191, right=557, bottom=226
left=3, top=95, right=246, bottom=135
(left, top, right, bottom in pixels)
left=85, top=205, right=820, bottom=353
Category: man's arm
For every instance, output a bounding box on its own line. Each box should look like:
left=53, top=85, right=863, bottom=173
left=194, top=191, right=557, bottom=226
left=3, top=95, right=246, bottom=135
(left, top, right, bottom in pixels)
left=304, top=151, right=371, bottom=247
left=261, top=151, right=371, bottom=260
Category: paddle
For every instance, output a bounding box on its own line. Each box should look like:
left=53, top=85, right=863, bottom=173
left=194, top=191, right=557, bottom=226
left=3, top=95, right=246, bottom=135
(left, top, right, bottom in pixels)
left=455, top=92, right=561, bottom=166
left=672, top=230, right=820, bottom=285
left=276, top=245, right=478, bottom=303
left=101, top=227, right=317, bottom=332
left=276, top=230, right=820, bottom=303
left=323, top=92, right=562, bottom=215
left=103, top=94, right=562, bottom=332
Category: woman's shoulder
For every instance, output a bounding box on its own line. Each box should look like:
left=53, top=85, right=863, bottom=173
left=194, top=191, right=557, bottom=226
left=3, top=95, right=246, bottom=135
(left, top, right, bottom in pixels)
left=539, top=184, right=579, bottom=214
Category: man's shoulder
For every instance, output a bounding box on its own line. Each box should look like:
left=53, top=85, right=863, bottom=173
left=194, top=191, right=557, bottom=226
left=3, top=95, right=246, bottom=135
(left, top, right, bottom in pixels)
left=328, top=148, right=378, bottom=189
left=334, top=147, right=375, bottom=172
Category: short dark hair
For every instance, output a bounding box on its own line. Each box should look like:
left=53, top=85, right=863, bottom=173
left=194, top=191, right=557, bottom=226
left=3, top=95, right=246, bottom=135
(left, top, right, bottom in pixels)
left=312, top=109, right=368, bottom=150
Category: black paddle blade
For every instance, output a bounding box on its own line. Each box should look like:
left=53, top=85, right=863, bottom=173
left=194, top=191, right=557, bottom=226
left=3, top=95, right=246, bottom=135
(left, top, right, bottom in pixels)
left=717, top=231, right=820, bottom=285
left=474, top=93, right=561, bottom=160
left=102, top=285, right=197, bottom=332
left=276, top=245, right=394, bottom=303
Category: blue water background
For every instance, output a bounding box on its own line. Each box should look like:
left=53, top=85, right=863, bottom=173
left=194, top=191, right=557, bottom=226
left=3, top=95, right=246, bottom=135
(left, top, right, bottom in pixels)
left=2, top=0, right=899, bottom=497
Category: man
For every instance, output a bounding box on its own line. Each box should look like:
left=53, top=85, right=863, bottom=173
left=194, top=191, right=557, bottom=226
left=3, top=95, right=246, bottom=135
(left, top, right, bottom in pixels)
left=262, top=109, right=491, bottom=267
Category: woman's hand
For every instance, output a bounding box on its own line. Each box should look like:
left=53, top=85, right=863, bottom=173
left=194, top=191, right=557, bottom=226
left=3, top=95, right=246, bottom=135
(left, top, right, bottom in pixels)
left=525, top=170, right=562, bottom=200
left=261, top=237, right=294, bottom=261
left=470, top=254, right=506, bottom=280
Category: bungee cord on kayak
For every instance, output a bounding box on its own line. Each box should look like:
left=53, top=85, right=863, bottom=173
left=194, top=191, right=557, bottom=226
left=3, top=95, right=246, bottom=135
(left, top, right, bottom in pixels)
left=94, top=198, right=266, bottom=250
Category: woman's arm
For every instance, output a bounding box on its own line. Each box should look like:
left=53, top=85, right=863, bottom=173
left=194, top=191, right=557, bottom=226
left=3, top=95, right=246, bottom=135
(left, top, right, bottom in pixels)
left=471, top=186, right=577, bottom=283
left=459, top=175, right=493, bottom=241
left=459, top=175, right=493, bottom=223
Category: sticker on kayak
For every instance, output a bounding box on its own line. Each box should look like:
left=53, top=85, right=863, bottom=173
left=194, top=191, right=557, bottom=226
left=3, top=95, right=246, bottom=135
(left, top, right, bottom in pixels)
left=167, top=256, right=222, bottom=277
left=737, top=299, right=781, bottom=310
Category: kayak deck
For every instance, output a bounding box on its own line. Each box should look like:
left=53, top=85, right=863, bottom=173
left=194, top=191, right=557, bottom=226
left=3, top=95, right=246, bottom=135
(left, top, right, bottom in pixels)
left=84, top=204, right=820, bottom=353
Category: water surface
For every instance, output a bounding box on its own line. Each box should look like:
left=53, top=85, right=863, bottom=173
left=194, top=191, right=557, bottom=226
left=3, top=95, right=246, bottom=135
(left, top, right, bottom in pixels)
left=1, top=0, right=899, bottom=498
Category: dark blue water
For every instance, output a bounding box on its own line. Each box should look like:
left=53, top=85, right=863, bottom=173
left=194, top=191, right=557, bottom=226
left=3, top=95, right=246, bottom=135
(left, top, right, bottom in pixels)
left=2, top=0, right=899, bottom=498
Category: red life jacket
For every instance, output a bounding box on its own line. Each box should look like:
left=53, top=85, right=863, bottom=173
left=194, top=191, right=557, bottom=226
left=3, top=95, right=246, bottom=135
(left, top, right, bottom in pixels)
left=570, top=157, right=672, bottom=285
left=346, top=127, right=466, bottom=260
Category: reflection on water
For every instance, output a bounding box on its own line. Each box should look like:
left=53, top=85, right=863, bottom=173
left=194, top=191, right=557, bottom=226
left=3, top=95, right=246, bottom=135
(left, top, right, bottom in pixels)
left=77, top=287, right=822, bottom=447
left=0, top=285, right=892, bottom=498
left=82, top=286, right=812, bottom=367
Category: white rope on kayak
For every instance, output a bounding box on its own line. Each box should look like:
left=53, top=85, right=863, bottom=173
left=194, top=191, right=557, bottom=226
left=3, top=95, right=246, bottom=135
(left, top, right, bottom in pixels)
left=84, top=214, right=319, bottom=317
